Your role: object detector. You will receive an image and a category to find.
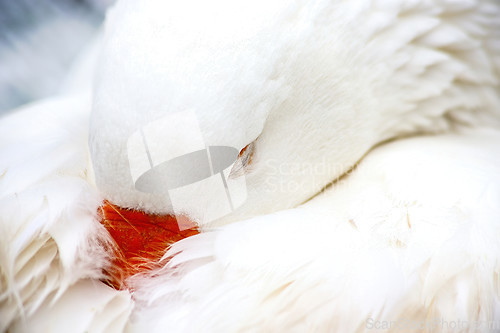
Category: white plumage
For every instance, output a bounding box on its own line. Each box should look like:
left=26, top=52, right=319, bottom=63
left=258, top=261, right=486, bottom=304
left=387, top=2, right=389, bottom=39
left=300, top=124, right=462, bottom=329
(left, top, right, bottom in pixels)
left=129, top=129, right=500, bottom=332
left=1, top=0, right=500, bottom=332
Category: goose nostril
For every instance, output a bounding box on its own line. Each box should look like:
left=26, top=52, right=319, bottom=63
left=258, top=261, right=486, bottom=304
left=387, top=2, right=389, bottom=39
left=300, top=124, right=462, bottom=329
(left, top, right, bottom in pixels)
left=98, top=200, right=199, bottom=290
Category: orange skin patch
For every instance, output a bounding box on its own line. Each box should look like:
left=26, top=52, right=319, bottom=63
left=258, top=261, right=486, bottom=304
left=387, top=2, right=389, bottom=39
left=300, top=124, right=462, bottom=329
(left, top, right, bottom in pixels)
left=99, top=200, right=199, bottom=289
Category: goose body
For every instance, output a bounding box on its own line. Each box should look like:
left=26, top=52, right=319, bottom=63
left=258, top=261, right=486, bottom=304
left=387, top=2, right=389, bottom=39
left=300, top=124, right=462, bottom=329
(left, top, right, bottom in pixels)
left=1, top=0, right=500, bottom=332
left=128, top=128, right=500, bottom=332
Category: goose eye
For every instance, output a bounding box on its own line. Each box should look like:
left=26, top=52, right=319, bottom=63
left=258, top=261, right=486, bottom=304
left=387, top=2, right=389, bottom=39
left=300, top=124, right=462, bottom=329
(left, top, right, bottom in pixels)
left=229, top=142, right=255, bottom=178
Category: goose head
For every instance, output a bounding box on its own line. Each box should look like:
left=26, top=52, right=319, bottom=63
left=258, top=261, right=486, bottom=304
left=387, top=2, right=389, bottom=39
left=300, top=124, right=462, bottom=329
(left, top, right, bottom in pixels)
left=90, top=0, right=499, bottom=229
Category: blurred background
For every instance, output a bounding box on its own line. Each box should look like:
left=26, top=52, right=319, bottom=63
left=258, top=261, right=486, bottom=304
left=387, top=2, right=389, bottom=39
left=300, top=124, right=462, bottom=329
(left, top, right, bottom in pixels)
left=0, top=0, right=114, bottom=114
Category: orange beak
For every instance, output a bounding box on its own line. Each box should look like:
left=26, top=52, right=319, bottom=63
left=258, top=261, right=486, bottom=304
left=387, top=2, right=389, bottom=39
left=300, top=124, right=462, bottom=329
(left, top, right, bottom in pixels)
left=99, top=200, right=199, bottom=289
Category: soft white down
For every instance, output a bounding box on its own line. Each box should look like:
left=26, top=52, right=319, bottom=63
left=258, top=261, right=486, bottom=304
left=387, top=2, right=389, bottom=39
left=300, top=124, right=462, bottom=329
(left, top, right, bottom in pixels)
left=1, top=0, right=500, bottom=332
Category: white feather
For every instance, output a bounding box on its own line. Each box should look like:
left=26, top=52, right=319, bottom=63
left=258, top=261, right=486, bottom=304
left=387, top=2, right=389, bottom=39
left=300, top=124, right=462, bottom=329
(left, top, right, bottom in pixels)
left=9, top=279, right=132, bottom=333
left=90, top=0, right=500, bottom=224
left=0, top=95, right=130, bottom=331
left=1, top=0, right=500, bottom=331
left=128, top=129, right=500, bottom=332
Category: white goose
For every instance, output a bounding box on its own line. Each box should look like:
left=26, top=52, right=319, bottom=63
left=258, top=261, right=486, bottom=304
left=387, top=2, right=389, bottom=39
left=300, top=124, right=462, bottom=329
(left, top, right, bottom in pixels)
left=1, top=0, right=500, bottom=332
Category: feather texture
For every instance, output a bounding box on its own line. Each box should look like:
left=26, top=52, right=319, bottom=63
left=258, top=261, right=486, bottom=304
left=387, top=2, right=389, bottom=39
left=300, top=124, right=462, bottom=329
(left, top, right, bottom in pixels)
left=1, top=0, right=500, bottom=331
left=128, top=129, right=500, bottom=332
left=0, top=95, right=129, bottom=331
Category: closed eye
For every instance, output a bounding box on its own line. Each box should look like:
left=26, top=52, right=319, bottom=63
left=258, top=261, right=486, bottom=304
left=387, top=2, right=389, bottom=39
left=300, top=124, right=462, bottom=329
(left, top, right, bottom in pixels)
left=229, top=141, right=255, bottom=178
